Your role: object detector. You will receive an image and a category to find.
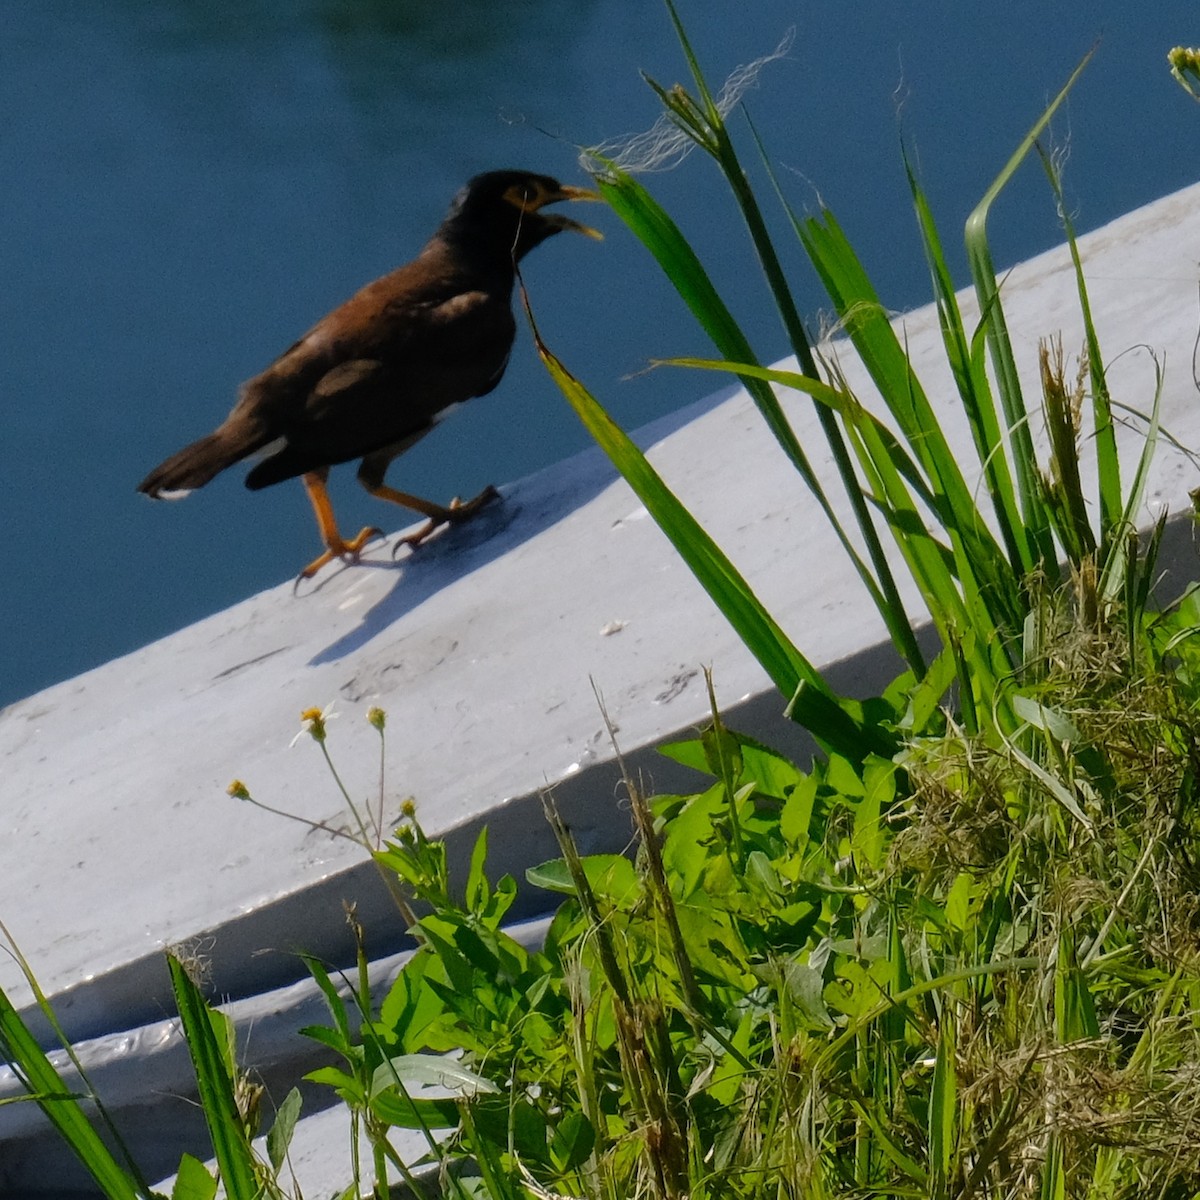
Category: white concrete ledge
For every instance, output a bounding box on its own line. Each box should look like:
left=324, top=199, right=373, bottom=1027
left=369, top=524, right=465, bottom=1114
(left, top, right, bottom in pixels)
left=3, top=181, right=1200, bottom=1194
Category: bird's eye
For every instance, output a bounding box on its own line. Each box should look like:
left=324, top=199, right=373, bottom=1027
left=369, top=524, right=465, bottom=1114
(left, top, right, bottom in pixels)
left=503, top=182, right=540, bottom=212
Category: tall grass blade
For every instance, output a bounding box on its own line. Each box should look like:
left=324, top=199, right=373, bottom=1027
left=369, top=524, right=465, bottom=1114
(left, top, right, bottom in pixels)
left=1101, top=359, right=1165, bottom=605
left=800, top=208, right=1027, bottom=651
left=665, top=355, right=1015, bottom=725
left=0, top=982, right=140, bottom=1200
left=904, top=151, right=1029, bottom=580
left=928, top=1013, right=958, bottom=1194
left=964, top=49, right=1096, bottom=577
left=591, top=167, right=928, bottom=671
left=521, top=284, right=890, bottom=761
left=1035, top=143, right=1122, bottom=543
left=750, top=138, right=928, bottom=671
left=641, top=18, right=928, bottom=675
left=168, top=953, right=259, bottom=1200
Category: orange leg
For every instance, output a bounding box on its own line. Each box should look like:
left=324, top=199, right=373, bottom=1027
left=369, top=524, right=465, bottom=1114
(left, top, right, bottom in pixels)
left=364, top=482, right=501, bottom=549
left=298, top=472, right=384, bottom=579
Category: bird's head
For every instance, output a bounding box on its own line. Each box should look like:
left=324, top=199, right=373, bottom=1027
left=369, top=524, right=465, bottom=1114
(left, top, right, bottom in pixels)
left=440, top=169, right=603, bottom=264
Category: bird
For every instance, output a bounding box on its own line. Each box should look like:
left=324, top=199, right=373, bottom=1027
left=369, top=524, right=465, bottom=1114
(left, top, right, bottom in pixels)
left=138, top=169, right=601, bottom=579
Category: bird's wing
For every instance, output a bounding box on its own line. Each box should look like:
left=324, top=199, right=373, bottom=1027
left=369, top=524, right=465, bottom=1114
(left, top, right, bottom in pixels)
left=299, top=285, right=515, bottom=427
left=241, top=281, right=517, bottom=486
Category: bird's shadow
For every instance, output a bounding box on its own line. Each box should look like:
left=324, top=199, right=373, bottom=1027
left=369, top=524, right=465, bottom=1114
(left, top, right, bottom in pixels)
left=304, top=444, right=619, bottom=667
left=303, top=383, right=736, bottom=668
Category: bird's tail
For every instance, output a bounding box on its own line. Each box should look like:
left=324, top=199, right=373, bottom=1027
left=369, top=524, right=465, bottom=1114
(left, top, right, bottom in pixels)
left=137, top=423, right=269, bottom=499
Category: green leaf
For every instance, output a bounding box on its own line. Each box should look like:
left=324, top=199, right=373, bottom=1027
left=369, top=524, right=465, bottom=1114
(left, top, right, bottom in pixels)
left=369, top=1089, right=462, bottom=1130
left=780, top=772, right=818, bottom=846
left=171, top=1154, right=218, bottom=1200
left=265, top=1087, right=302, bottom=1174
left=301, top=955, right=351, bottom=1050
left=303, top=1066, right=363, bottom=1102
left=482, top=873, right=518, bottom=928
left=1011, top=694, right=1082, bottom=744
left=527, top=853, right=641, bottom=908
left=380, top=953, right=447, bottom=1053
left=851, top=756, right=896, bottom=873
left=465, top=827, right=491, bottom=914
left=661, top=784, right=726, bottom=897
left=672, top=905, right=754, bottom=988
left=851, top=777, right=882, bottom=874
left=782, top=960, right=835, bottom=1030
left=371, top=1053, right=499, bottom=1099
left=658, top=736, right=708, bottom=773
left=944, top=873, right=974, bottom=933
left=548, top=1110, right=596, bottom=1173
left=470, top=1095, right=552, bottom=1166
left=897, top=647, right=957, bottom=734
left=298, top=1024, right=356, bottom=1057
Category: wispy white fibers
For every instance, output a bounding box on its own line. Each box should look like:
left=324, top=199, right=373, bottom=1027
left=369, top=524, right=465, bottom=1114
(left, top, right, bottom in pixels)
left=581, top=29, right=794, bottom=175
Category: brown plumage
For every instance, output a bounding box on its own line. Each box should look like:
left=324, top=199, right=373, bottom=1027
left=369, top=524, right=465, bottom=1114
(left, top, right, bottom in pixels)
left=138, top=169, right=600, bottom=579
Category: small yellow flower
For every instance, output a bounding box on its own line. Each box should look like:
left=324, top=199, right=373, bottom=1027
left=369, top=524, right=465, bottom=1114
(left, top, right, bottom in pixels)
left=1169, top=47, right=1200, bottom=101
left=367, top=706, right=387, bottom=731
left=227, top=779, right=251, bottom=801
left=1169, top=46, right=1200, bottom=71
left=291, top=702, right=338, bottom=747
left=400, top=798, right=417, bottom=818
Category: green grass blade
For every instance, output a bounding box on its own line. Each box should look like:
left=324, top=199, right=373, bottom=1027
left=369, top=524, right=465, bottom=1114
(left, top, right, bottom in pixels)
left=1039, top=1135, right=1066, bottom=1200
left=592, top=168, right=921, bottom=659
left=666, top=354, right=1010, bottom=717
left=1035, top=143, right=1122, bottom=544
left=168, top=953, right=259, bottom=1200
left=1100, top=360, right=1165, bottom=605
left=928, top=1013, right=958, bottom=1191
left=964, top=49, right=1096, bottom=577
left=904, top=151, right=1030, bottom=579
left=1054, top=935, right=1100, bottom=1042
left=799, top=209, right=1026, bottom=650
left=799, top=213, right=994, bottom=538
left=522, top=287, right=891, bottom=761
left=0, top=982, right=140, bottom=1200
left=748, top=133, right=927, bottom=672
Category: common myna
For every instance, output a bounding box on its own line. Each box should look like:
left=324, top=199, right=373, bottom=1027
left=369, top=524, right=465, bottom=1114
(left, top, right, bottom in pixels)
left=138, top=169, right=601, bottom=579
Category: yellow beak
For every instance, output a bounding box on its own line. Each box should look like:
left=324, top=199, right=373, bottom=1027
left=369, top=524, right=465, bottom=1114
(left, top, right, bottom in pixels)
left=543, top=185, right=604, bottom=240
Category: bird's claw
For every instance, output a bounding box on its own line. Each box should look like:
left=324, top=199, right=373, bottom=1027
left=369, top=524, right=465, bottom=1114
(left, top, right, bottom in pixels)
left=392, top=486, right=501, bottom=555
left=296, top=525, right=385, bottom=582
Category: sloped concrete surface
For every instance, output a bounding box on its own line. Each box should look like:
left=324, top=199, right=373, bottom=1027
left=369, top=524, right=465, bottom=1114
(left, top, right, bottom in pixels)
left=3, top=180, right=1200, bottom=1194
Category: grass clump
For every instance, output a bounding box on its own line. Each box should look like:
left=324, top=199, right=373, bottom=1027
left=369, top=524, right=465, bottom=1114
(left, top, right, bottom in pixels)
left=286, top=602, right=1200, bottom=1200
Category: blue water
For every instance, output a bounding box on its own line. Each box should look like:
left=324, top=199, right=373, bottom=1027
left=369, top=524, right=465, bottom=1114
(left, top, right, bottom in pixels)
left=2, top=2, right=1197, bottom=706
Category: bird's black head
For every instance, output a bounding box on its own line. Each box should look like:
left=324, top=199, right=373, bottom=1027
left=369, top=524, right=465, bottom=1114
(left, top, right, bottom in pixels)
left=438, top=169, right=602, bottom=265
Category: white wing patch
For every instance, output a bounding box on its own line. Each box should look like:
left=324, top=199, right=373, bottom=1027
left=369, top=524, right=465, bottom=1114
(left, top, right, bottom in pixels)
left=432, top=401, right=466, bottom=425
left=435, top=290, right=489, bottom=319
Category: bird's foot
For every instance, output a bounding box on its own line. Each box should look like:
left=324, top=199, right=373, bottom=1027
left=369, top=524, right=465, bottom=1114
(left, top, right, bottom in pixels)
left=298, top=525, right=385, bottom=580
left=394, top=485, right=501, bottom=553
